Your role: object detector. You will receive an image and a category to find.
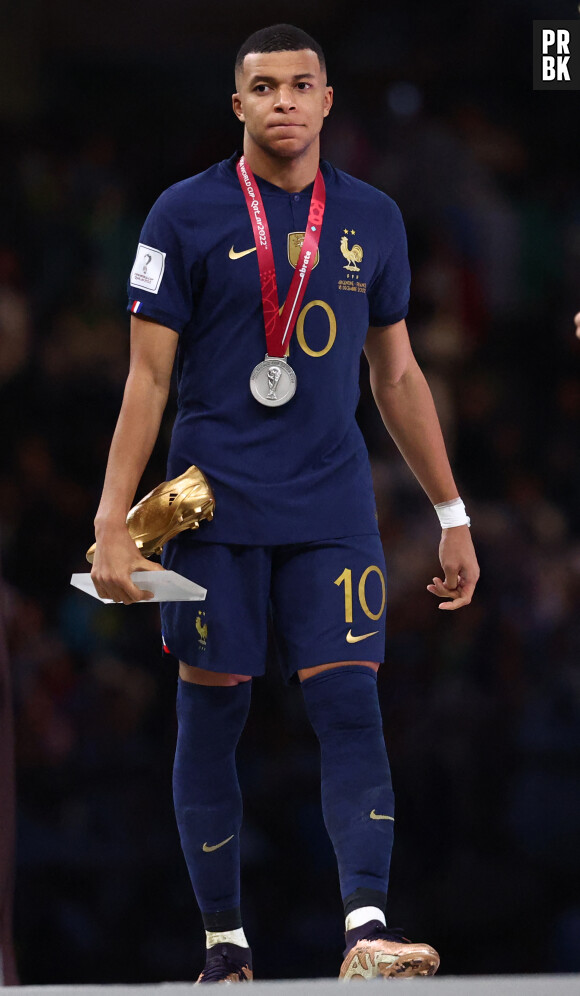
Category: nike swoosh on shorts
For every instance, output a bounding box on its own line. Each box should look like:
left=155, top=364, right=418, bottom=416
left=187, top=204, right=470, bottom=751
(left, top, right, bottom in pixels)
left=346, top=629, right=379, bottom=643
left=370, top=810, right=394, bottom=821
left=229, top=246, right=257, bottom=260
left=202, top=834, right=235, bottom=852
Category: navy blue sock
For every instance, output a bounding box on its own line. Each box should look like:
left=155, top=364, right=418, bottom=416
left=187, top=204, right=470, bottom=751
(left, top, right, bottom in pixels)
left=301, top=665, right=394, bottom=905
left=173, top=677, right=251, bottom=923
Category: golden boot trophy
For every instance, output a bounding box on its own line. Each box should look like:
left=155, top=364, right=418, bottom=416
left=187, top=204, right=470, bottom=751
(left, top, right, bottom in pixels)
left=86, top=466, right=215, bottom=564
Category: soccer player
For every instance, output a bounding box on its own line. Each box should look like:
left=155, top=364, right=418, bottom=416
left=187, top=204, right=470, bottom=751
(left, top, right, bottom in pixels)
left=91, top=24, right=479, bottom=983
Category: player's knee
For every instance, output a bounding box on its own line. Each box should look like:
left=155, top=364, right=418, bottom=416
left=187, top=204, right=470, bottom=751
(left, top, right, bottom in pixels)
left=179, top=661, right=252, bottom=686
left=300, top=663, right=383, bottom=738
left=175, top=670, right=252, bottom=767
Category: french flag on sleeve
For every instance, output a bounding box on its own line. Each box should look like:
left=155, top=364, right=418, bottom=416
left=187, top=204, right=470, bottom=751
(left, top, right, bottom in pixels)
left=131, top=300, right=142, bottom=313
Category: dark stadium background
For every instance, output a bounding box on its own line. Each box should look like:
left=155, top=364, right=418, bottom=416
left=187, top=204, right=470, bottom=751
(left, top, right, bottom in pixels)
left=1, top=0, right=580, bottom=983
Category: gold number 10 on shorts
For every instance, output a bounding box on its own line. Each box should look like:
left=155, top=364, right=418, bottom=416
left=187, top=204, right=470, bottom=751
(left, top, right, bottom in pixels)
left=334, top=566, right=386, bottom=623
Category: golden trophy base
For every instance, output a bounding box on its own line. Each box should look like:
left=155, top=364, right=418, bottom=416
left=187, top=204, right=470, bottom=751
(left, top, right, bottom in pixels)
left=86, top=465, right=215, bottom=564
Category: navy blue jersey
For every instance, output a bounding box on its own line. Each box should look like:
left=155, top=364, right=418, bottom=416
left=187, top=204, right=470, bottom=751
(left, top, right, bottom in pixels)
left=127, top=153, right=410, bottom=545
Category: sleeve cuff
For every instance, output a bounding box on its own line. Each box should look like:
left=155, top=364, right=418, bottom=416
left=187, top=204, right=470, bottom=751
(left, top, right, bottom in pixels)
left=126, top=301, right=185, bottom=335
left=368, top=303, right=409, bottom=328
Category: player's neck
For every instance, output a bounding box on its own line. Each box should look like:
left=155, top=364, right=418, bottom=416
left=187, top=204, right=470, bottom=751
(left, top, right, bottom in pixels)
left=242, top=139, right=320, bottom=193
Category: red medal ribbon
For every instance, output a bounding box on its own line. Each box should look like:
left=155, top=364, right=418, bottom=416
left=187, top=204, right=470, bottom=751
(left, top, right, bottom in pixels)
left=236, top=156, right=326, bottom=357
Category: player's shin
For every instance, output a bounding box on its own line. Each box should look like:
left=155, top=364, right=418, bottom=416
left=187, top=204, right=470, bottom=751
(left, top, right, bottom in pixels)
left=300, top=665, right=394, bottom=922
left=173, top=677, right=251, bottom=945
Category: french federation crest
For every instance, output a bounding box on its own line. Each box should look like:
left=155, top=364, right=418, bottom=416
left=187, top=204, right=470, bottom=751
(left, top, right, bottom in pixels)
left=340, top=231, right=364, bottom=271
left=196, top=610, right=207, bottom=649
left=287, top=232, right=320, bottom=269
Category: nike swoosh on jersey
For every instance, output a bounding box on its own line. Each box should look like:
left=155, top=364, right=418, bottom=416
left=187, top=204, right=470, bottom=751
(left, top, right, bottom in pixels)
left=202, top=834, right=235, bottom=852
left=370, top=810, right=394, bottom=821
left=229, top=245, right=257, bottom=260
left=346, top=629, right=380, bottom=643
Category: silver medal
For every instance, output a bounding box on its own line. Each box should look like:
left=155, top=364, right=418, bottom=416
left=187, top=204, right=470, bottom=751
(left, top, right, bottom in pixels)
left=250, top=355, right=297, bottom=407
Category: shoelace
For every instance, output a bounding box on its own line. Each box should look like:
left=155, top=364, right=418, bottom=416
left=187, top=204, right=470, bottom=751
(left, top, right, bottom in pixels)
left=200, top=950, right=249, bottom=983
left=365, top=924, right=408, bottom=943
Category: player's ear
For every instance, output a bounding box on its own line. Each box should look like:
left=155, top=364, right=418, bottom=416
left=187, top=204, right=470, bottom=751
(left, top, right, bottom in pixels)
left=323, top=85, right=333, bottom=118
left=232, top=93, right=245, bottom=122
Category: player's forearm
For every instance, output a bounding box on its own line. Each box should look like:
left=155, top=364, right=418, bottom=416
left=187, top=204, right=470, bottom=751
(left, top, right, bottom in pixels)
left=371, top=360, right=459, bottom=505
left=94, top=371, right=169, bottom=535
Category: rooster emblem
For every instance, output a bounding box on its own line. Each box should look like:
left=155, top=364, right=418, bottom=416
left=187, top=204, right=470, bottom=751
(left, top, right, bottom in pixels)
left=196, top=612, right=208, bottom=645
left=340, top=233, right=363, bottom=272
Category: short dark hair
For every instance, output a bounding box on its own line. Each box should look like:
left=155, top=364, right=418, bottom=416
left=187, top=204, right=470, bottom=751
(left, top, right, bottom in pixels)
left=235, top=24, right=326, bottom=82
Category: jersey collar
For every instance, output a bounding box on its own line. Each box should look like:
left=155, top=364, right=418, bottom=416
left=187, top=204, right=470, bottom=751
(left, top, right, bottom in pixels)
left=221, top=150, right=332, bottom=196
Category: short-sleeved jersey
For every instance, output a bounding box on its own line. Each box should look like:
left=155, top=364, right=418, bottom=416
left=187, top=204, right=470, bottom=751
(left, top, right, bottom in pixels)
left=127, top=153, right=410, bottom=545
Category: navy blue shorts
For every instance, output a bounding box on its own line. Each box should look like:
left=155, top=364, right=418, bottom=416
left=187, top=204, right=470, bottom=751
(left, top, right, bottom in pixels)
left=160, top=534, right=387, bottom=681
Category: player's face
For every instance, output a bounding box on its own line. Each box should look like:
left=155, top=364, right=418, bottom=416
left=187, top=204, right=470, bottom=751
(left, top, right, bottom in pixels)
left=232, top=49, right=333, bottom=160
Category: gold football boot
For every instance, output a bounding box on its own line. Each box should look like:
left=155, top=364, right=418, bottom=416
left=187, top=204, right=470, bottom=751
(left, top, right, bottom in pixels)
left=86, top=465, right=215, bottom=564
left=339, top=922, right=439, bottom=980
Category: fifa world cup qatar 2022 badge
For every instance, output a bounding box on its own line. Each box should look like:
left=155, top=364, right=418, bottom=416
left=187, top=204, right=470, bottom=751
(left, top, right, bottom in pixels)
left=236, top=156, right=326, bottom=407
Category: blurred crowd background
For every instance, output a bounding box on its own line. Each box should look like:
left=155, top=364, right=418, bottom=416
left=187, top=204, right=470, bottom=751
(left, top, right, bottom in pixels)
left=2, top=0, right=580, bottom=983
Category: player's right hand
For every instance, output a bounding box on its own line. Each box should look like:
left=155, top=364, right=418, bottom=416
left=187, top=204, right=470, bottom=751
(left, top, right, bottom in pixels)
left=575, top=313, right=580, bottom=339
left=90, top=524, right=165, bottom=604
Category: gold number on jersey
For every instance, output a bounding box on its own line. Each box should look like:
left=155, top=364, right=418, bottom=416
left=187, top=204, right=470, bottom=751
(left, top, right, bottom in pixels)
left=296, top=300, right=337, bottom=357
left=334, top=565, right=386, bottom=622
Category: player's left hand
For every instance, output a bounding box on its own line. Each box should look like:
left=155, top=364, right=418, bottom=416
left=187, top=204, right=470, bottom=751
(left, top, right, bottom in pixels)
left=574, top=313, right=580, bottom=339
left=426, top=524, right=480, bottom=610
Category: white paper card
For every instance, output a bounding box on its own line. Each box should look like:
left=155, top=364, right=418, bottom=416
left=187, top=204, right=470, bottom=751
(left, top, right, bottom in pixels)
left=71, top=570, right=207, bottom=604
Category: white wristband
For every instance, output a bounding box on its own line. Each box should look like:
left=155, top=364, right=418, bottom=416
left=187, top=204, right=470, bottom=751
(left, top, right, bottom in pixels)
left=434, top=497, right=471, bottom=529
